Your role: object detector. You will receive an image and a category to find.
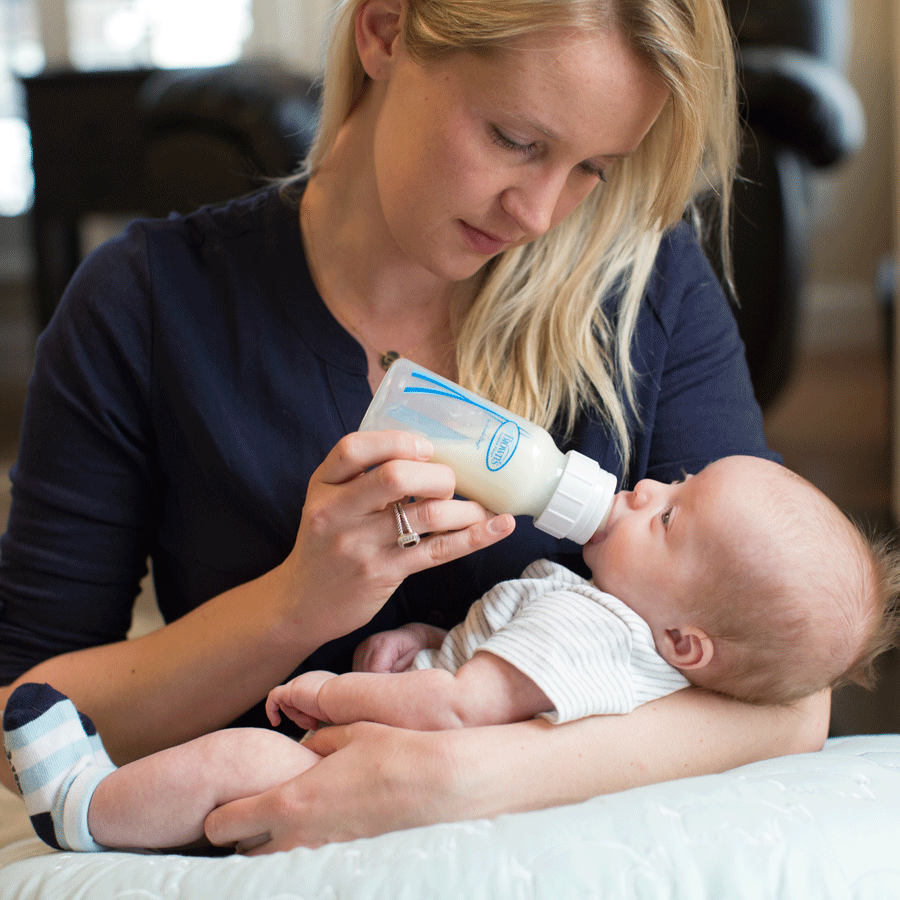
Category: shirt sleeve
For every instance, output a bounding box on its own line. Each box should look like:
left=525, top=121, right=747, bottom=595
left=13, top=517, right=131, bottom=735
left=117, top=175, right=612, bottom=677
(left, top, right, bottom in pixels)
left=0, top=225, right=157, bottom=683
left=475, top=585, right=689, bottom=723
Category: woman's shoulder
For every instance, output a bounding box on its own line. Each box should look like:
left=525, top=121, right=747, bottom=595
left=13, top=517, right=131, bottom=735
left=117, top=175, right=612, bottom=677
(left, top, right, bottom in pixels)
left=642, top=219, right=725, bottom=338
left=132, top=185, right=298, bottom=258
left=62, top=186, right=295, bottom=288
left=179, top=185, right=298, bottom=240
left=37, top=187, right=302, bottom=396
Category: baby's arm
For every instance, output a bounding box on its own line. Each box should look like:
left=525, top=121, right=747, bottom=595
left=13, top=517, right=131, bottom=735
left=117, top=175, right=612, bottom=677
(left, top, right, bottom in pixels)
left=266, top=651, right=553, bottom=731
left=352, top=622, right=448, bottom=673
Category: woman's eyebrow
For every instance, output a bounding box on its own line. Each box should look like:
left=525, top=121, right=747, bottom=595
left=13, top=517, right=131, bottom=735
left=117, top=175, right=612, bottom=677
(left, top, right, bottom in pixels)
left=496, top=109, right=632, bottom=158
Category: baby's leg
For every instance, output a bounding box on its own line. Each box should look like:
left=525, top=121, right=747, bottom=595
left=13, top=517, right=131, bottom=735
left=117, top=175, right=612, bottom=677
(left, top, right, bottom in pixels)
left=3, top=683, right=318, bottom=852
left=89, top=728, right=318, bottom=850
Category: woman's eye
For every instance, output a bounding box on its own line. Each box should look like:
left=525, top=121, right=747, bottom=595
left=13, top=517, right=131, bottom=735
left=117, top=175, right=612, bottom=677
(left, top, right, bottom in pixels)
left=579, top=162, right=607, bottom=182
left=491, top=127, right=536, bottom=156
left=492, top=126, right=607, bottom=182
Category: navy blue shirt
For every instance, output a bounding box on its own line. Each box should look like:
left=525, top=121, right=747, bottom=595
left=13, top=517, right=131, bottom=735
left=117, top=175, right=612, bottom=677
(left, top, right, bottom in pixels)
left=0, top=187, right=775, bottom=701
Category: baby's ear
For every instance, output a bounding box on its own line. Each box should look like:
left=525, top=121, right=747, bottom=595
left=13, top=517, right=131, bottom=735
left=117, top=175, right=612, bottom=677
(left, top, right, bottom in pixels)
left=660, top=626, right=714, bottom=670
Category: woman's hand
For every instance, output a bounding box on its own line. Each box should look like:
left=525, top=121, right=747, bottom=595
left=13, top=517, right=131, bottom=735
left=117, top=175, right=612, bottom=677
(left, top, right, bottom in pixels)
left=274, top=430, right=514, bottom=648
left=204, top=721, right=464, bottom=852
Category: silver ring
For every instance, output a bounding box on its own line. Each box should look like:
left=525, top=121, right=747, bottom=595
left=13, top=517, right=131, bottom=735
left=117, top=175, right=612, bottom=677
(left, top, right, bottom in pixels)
left=393, top=501, right=420, bottom=548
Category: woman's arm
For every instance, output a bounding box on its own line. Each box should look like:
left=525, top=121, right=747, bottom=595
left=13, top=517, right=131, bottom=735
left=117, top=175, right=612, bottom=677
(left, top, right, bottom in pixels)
left=0, top=431, right=514, bottom=783
left=204, top=685, right=830, bottom=853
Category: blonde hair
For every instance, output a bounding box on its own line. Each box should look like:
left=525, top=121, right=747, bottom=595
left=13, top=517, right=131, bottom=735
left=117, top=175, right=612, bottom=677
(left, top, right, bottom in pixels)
left=289, top=0, right=738, bottom=475
left=689, top=468, right=900, bottom=706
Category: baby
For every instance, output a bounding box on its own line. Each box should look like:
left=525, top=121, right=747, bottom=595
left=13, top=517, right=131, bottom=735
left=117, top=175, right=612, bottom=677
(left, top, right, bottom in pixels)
left=5, top=455, right=899, bottom=853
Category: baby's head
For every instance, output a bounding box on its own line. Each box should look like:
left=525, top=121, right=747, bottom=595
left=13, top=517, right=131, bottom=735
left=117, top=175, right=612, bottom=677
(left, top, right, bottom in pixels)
left=584, top=455, right=900, bottom=705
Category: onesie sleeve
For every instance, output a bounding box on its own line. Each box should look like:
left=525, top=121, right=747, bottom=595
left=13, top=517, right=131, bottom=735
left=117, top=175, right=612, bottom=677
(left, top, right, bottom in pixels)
left=474, top=582, right=690, bottom=723
left=0, top=225, right=157, bottom=683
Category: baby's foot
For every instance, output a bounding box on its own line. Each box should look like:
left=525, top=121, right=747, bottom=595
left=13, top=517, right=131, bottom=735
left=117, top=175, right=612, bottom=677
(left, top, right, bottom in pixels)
left=3, top=682, right=115, bottom=851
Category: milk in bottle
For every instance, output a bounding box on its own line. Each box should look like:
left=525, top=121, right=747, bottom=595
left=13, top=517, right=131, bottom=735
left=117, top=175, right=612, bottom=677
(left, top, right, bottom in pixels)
left=360, top=359, right=616, bottom=544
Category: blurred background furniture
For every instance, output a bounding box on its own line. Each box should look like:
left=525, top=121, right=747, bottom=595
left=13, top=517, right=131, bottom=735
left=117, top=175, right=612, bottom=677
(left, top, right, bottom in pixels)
left=23, top=61, right=318, bottom=329
left=137, top=61, right=319, bottom=218
left=712, top=0, right=866, bottom=408
left=22, top=0, right=865, bottom=412
left=23, top=68, right=156, bottom=330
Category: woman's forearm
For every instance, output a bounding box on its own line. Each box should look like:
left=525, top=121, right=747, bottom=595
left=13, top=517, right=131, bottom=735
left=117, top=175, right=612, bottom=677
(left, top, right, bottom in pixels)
left=1, top=561, right=331, bottom=769
left=2, top=435, right=515, bottom=788
left=218, top=685, right=831, bottom=852
left=437, top=686, right=831, bottom=820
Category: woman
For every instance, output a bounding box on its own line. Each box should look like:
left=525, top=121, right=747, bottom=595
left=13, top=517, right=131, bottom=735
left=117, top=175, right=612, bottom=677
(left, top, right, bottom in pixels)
left=0, top=0, right=828, bottom=853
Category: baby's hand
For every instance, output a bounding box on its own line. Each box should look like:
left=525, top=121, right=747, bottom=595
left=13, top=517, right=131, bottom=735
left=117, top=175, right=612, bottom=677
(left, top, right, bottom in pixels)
left=266, top=671, right=338, bottom=731
left=353, top=623, right=447, bottom=673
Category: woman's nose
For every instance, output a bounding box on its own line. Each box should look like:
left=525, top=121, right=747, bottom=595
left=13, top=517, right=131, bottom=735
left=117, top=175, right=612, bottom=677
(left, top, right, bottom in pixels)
left=499, top=174, right=565, bottom=239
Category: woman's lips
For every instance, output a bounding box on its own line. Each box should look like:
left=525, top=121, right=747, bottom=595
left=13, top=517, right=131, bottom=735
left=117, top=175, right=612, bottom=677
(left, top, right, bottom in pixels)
left=459, top=220, right=513, bottom=256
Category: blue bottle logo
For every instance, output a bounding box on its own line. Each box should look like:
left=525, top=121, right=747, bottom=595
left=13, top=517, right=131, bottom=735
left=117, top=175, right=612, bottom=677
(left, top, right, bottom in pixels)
left=402, top=368, right=525, bottom=472
left=487, top=421, right=520, bottom=471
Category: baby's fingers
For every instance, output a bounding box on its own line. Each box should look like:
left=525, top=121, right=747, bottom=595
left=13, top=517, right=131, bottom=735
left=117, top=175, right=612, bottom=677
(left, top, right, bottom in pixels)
left=285, top=709, right=324, bottom=732
left=265, top=688, right=288, bottom=726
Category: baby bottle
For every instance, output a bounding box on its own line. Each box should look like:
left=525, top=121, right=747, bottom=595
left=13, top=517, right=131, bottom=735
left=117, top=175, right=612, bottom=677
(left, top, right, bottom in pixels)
left=360, top=359, right=617, bottom=544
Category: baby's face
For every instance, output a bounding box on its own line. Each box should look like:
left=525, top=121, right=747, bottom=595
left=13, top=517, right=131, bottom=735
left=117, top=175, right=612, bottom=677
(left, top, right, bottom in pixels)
left=583, top=456, right=772, bottom=636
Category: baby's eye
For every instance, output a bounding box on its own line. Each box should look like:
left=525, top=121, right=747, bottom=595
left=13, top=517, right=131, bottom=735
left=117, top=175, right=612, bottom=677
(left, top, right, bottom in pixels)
left=661, top=507, right=672, bottom=528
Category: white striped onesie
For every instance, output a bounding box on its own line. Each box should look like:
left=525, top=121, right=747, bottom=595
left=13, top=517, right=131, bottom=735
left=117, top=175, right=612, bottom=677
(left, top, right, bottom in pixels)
left=412, top=558, right=690, bottom=723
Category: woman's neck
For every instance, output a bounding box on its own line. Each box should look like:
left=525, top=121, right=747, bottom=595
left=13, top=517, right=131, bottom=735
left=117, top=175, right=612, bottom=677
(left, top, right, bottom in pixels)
left=300, top=173, right=472, bottom=389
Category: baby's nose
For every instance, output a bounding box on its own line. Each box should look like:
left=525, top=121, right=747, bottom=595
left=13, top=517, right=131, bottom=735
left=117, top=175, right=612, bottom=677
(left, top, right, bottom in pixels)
left=630, top=479, right=662, bottom=508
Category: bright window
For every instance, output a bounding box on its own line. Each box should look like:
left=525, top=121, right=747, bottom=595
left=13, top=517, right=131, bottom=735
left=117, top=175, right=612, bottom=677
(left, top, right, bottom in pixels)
left=68, top=0, right=253, bottom=70
left=0, top=0, right=254, bottom=217
left=0, top=0, right=42, bottom=215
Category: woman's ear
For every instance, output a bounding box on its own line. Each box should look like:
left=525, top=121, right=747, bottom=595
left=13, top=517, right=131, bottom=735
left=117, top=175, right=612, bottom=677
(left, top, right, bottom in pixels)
left=660, top=625, right=714, bottom=671
left=356, top=0, right=405, bottom=81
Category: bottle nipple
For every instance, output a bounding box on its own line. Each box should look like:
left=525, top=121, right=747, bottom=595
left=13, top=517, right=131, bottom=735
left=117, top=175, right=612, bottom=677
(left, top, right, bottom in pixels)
left=533, top=451, right=617, bottom=544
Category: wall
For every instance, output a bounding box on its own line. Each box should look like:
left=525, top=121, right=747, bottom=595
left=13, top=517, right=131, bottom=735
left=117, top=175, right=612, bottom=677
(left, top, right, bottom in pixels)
left=803, top=0, right=896, bottom=351
left=247, top=0, right=333, bottom=74
left=891, top=0, right=900, bottom=521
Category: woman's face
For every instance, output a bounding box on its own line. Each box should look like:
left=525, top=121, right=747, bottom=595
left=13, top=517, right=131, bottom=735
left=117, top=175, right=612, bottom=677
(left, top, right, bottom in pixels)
left=367, top=22, right=669, bottom=281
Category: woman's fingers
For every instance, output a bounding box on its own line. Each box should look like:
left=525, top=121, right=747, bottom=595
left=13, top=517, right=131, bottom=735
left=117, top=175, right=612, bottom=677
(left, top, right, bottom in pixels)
left=318, top=430, right=434, bottom=486
left=206, top=722, right=455, bottom=853
left=357, top=458, right=457, bottom=512
left=399, top=511, right=515, bottom=563
left=305, top=430, right=459, bottom=530
left=275, top=430, right=514, bottom=644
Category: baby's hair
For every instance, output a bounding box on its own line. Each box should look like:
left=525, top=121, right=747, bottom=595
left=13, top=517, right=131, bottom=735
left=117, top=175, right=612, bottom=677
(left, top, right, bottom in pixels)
left=689, top=466, right=900, bottom=706
left=837, top=527, right=900, bottom=691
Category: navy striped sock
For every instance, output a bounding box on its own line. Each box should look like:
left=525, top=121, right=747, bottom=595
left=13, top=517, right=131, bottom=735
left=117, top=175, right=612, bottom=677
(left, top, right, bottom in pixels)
left=3, top=683, right=114, bottom=852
